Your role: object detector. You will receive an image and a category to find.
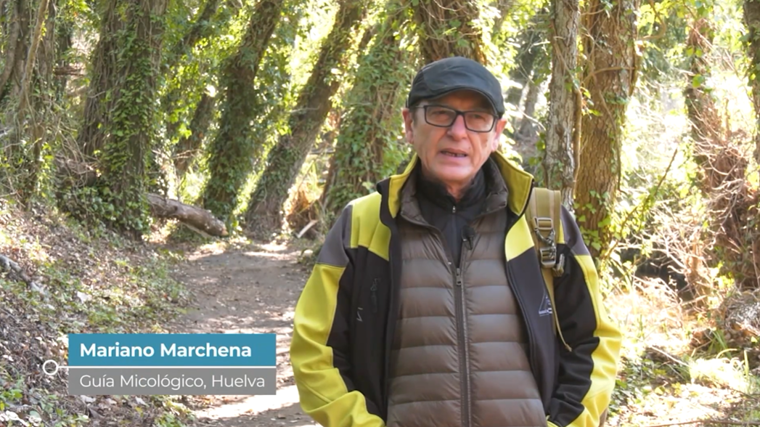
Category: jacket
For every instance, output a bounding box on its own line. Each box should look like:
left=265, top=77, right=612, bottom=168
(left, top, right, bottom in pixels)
left=290, top=151, right=622, bottom=427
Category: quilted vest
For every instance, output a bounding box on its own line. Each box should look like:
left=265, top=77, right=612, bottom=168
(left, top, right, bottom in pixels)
left=385, top=172, right=546, bottom=427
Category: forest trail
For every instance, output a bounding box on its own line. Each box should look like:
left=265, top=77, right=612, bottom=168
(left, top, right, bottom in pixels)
left=167, top=242, right=318, bottom=427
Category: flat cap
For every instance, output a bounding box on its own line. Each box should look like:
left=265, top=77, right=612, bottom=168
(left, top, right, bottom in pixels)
left=406, top=57, right=505, bottom=117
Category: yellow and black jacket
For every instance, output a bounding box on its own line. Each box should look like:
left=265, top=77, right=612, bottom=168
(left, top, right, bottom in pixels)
left=290, top=152, right=622, bottom=427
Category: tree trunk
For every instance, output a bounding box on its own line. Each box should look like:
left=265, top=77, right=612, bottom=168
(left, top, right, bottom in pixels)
left=542, top=0, right=579, bottom=207
left=76, top=0, right=125, bottom=160
left=574, top=0, right=639, bottom=258
left=53, top=0, right=71, bottom=100
left=16, top=0, right=48, bottom=116
left=174, top=91, right=216, bottom=178
left=245, top=0, right=369, bottom=234
left=685, top=16, right=760, bottom=289
left=198, top=0, right=284, bottom=221
left=319, top=4, right=412, bottom=224
left=685, top=18, right=720, bottom=168
left=76, top=0, right=169, bottom=236
left=513, top=77, right=543, bottom=166
left=491, top=0, right=514, bottom=36
left=411, top=0, right=486, bottom=64
left=18, top=0, right=55, bottom=199
left=0, top=0, right=23, bottom=104
left=505, top=13, right=545, bottom=108
left=161, top=0, right=226, bottom=144
left=0, top=0, right=30, bottom=106
left=744, top=0, right=760, bottom=168
left=147, top=193, right=227, bottom=236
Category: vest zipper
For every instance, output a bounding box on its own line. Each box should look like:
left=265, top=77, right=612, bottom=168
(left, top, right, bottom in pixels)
left=457, top=234, right=473, bottom=427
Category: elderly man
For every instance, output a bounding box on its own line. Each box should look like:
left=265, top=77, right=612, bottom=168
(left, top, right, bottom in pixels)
left=290, top=56, right=622, bottom=427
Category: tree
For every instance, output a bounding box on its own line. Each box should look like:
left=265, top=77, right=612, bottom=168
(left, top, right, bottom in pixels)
left=244, top=0, right=369, bottom=235
left=684, top=12, right=759, bottom=289
left=573, top=0, right=639, bottom=257
left=161, top=0, right=227, bottom=146
left=0, top=0, right=31, bottom=106
left=411, top=0, right=486, bottom=64
left=198, top=0, right=285, bottom=220
left=319, top=2, right=414, bottom=222
left=0, top=0, right=53, bottom=199
left=174, top=91, right=215, bottom=179
left=542, top=0, right=579, bottom=207
left=743, top=0, right=760, bottom=168
left=72, top=0, right=170, bottom=235
left=504, top=12, right=546, bottom=110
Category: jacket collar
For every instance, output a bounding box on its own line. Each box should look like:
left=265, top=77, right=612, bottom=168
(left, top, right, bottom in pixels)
left=377, top=151, right=534, bottom=219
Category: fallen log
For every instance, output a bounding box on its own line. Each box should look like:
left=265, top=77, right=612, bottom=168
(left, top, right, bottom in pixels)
left=147, top=193, right=227, bottom=237
left=54, top=157, right=228, bottom=237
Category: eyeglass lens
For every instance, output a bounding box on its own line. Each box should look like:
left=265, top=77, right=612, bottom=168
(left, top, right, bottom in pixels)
left=424, top=106, right=495, bottom=132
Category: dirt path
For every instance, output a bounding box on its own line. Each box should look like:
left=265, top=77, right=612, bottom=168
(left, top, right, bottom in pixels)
left=167, top=242, right=319, bottom=427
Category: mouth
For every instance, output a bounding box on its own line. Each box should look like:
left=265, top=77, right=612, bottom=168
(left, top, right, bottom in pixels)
left=440, top=149, right=468, bottom=158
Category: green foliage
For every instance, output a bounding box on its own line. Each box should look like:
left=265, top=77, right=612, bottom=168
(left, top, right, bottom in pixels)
left=322, top=0, right=416, bottom=221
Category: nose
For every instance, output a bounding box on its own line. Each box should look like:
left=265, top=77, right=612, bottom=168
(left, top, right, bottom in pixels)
left=447, top=113, right=468, bottom=139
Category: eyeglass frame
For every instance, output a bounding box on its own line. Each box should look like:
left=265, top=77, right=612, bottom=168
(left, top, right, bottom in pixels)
left=409, top=104, right=499, bottom=133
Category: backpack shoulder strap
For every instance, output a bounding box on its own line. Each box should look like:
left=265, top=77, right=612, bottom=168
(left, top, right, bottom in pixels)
left=526, top=187, right=571, bottom=350
left=526, top=187, right=563, bottom=275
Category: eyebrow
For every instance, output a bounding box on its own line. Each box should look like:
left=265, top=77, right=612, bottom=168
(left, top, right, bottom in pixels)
left=426, top=103, right=494, bottom=113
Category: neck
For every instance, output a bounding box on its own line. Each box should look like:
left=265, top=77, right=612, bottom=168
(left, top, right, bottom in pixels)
left=418, top=168, right=481, bottom=203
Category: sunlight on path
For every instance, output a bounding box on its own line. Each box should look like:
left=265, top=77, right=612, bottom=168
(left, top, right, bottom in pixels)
left=194, top=385, right=318, bottom=426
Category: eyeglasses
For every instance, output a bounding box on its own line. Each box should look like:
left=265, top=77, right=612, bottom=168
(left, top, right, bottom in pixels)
left=412, top=105, right=498, bottom=133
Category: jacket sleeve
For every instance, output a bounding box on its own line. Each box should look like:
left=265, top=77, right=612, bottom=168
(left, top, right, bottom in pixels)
left=547, top=207, right=622, bottom=427
left=290, top=205, right=386, bottom=427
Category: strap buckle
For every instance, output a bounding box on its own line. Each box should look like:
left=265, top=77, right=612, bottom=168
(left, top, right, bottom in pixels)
left=533, top=217, right=565, bottom=276
left=533, top=217, right=555, bottom=246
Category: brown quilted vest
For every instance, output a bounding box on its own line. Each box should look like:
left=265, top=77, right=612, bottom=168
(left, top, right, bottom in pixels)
left=385, top=170, right=546, bottom=427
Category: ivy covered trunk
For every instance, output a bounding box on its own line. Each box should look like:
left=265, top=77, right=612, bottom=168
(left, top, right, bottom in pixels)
left=161, top=0, right=225, bottom=145
left=411, top=0, right=486, bottom=64
left=0, top=0, right=53, bottom=199
left=744, top=0, right=760, bottom=167
left=76, top=0, right=169, bottom=236
left=684, top=17, right=720, bottom=167
left=244, top=0, right=369, bottom=234
left=77, top=0, right=124, bottom=160
left=199, top=0, right=284, bottom=220
left=0, top=0, right=31, bottom=106
left=542, top=0, right=579, bottom=207
left=174, top=91, right=216, bottom=179
left=319, top=4, right=413, bottom=224
left=574, top=0, right=638, bottom=258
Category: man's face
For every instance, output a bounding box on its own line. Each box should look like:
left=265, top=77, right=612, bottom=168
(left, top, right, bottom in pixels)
left=402, top=90, right=507, bottom=189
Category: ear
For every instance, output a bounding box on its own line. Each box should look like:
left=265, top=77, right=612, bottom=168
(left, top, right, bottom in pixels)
left=490, top=117, right=507, bottom=151
left=402, top=108, right=415, bottom=145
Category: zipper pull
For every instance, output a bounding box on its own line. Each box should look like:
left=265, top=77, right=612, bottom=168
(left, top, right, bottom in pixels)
left=462, top=226, right=474, bottom=251
left=455, top=268, right=463, bottom=286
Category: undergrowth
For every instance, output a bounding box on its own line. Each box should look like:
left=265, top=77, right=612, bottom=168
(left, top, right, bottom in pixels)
left=606, top=276, right=760, bottom=426
left=0, top=198, right=194, bottom=426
